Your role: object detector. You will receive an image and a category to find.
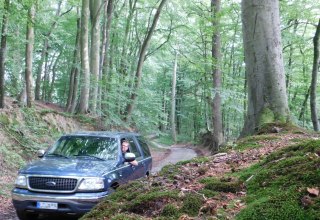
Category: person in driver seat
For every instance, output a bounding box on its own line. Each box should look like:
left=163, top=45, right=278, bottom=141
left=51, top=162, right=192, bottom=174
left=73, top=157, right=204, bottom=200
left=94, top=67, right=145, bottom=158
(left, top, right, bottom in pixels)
left=121, top=139, right=138, bottom=166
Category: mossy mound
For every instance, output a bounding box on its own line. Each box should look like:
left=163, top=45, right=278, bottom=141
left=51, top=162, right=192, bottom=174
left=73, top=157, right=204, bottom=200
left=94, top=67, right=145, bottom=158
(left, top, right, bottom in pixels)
left=256, top=122, right=306, bottom=135
left=200, top=177, right=243, bottom=193
left=81, top=179, right=204, bottom=220
left=236, top=139, right=320, bottom=220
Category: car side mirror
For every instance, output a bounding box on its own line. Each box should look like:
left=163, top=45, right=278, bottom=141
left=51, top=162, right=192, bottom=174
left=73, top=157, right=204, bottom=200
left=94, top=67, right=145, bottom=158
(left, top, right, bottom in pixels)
left=124, top=152, right=136, bottom=162
left=37, top=149, right=46, bottom=158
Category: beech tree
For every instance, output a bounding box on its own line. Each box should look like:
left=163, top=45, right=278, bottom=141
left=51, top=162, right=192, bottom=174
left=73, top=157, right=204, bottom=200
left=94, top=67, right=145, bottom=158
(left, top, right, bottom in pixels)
left=78, top=0, right=90, bottom=113
left=0, top=0, right=9, bottom=108
left=34, top=1, right=62, bottom=101
left=25, top=3, right=36, bottom=108
left=0, top=0, right=319, bottom=141
left=124, top=0, right=168, bottom=121
left=310, top=18, right=320, bottom=131
left=211, top=0, right=223, bottom=150
left=66, top=12, right=81, bottom=113
left=241, top=0, right=290, bottom=136
left=89, top=0, right=102, bottom=113
left=100, top=0, right=113, bottom=113
left=171, top=51, right=178, bottom=142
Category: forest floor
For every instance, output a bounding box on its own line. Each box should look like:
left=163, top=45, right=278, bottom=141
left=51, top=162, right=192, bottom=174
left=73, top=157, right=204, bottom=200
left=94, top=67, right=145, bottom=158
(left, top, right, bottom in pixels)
left=82, top=126, right=320, bottom=219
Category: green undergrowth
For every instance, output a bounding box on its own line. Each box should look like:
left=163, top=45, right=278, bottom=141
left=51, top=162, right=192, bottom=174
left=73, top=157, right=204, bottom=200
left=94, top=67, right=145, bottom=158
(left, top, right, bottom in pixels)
left=0, top=144, right=25, bottom=170
left=236, top=139, right=320, bottom=220
left=1, top=108, right=62, bottom=154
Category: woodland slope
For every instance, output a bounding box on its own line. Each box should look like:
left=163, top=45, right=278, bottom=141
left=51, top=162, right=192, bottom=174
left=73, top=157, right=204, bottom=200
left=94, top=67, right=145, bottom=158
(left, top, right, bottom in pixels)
left=82, top=125, right=320, bottom=220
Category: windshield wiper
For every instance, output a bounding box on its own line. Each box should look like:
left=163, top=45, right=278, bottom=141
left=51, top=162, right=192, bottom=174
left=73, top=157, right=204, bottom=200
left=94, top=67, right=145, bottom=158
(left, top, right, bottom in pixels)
left=73, top=154, right=105, bottom=161
left=46, top=153, right=69, bottom=159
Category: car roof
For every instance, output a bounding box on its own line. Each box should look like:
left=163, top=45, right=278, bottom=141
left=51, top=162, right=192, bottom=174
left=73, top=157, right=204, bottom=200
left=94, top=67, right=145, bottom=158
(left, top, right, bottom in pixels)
left=62, top=131, right=140, bottom=138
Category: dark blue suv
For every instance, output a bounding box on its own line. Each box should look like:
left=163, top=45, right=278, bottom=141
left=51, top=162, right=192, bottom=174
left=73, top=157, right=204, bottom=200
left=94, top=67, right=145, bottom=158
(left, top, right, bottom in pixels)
left=12, top=131, right=152, bottom=220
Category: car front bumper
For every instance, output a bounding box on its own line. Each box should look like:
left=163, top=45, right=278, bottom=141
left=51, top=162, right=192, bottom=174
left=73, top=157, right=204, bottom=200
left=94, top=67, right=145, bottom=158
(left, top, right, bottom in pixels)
left=12, top=188, right=109, bottom=215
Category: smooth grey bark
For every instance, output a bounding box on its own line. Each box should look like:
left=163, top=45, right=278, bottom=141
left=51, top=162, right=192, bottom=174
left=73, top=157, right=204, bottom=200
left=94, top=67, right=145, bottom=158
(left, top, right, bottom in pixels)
left=25, top=3, right=36, bottom=108
left=171, top=52, right=178, bottom=143
left=89, top=0, right=102, bottom=113
left=100, top=0, right=113, bottom=113
left=41, top=49, right=51, bottom=101
left=78, top=0, right=90, bottom=113
left=66, top=14, right=81, bottom=113
left=310, top=18, right=320, bottom=131
left=48, top=52, right=61, bottom=101
left=211, top=0, right=224, bottom=151
left=299, top=86, right=310, bottom=122
left=0, top=0, right=9, bottom=108
left=124, top=0, right=168, bottom=122
left=241, top=0, right=290, bottom=136
left=35, top=1, right=62, bottom=101
left=119, top=0, right=137, bottom=76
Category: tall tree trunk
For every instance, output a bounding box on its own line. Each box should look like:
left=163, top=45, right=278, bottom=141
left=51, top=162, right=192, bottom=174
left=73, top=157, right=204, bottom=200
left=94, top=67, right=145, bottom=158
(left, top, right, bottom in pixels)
left=25, top=3, right=36, bottom=108
left=124, top=0, right=168, bottom=122
left=171, top=52, right=178, bottom=143
left=36, top=40, right=48, bottom=101
left=41, top=50, right=50, bottom=101
left=100, top=0, right=113, bottom=113
left=66, top=14, right=81, bottom=113
left=89, top=0, right=102, bottom=113
left=310, top=18, right=320, bottom=131
left=285, top=20, right=298, bottom=92
left=119, top=0, right=137, bottom=76
left=241, top=0, right=290, bottom=136
left=0, top=0, right=9, bottom=108
left=78, top=0, right=90, bottom=113
left=299, top=86, right=310, bottom=121
left=35, top=0, right=62, bottom=100
left=48, top=52, right=61, bottom=101
left=211, top=0, right=224, bottom=151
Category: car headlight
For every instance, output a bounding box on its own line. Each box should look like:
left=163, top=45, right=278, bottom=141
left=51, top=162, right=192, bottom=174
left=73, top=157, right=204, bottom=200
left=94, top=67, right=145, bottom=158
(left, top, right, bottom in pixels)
left=78, top=178, right=104, bottom=191
left=15, top=175, right=27, bottom=188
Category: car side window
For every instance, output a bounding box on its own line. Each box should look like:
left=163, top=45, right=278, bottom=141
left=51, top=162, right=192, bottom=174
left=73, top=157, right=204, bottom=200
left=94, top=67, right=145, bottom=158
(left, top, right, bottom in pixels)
left=127, top=138, right=142, bottom=159
left=136, top=136, right=151, bottom=157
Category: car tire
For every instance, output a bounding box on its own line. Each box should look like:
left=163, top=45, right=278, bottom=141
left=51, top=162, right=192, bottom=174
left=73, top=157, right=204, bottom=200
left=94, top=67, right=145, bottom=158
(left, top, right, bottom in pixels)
left=16, top=210, right=39, bottom=220
left=108, top=187, right=116, bottom=194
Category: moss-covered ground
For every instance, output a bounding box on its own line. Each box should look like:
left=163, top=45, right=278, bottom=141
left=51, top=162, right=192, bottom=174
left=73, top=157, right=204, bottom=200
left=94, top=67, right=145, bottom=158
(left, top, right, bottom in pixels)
left=81, top=126, right=320, bottom=220
left=236, top=140, right=320, bottom=220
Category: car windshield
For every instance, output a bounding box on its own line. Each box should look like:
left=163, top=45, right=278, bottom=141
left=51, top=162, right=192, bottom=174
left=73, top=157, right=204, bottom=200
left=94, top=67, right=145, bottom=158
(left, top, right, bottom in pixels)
left=46, top=136, right=118, bottom=161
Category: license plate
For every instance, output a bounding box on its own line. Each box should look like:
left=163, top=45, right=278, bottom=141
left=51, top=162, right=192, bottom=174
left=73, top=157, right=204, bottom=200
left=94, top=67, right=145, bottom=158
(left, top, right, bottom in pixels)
left=36, top=201, right=58, bottom=210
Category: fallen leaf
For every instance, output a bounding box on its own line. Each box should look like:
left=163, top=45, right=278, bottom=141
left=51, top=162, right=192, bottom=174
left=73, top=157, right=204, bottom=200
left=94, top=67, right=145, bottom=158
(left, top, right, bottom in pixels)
left=307, top=187, right=319, bottom=197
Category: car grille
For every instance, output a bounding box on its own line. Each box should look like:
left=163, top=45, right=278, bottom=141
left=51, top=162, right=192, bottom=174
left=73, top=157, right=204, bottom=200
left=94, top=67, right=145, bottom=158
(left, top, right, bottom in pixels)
left=28, top=176, right=78, bottom=191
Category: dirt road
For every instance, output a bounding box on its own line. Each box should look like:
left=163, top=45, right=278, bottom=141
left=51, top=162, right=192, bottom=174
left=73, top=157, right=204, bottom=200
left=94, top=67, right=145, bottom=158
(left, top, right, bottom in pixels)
left=152, top=146, right=197, bottom=173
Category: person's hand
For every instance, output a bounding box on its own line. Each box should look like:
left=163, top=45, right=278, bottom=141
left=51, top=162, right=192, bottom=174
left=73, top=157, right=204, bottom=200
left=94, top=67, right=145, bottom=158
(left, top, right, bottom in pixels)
left=130, top=160, right=138, bottom=166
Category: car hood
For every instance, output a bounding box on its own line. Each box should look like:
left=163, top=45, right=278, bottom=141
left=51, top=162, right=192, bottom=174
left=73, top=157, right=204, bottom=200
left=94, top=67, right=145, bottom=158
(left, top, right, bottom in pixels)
left=20, top=157, right=117, bottom=177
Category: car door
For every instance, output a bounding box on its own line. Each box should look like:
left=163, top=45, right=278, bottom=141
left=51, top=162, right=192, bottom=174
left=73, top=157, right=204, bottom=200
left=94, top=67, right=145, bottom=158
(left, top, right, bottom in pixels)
left=135, top=136, right=152, bottom=173
left=126, top=136, right=145, bottom=179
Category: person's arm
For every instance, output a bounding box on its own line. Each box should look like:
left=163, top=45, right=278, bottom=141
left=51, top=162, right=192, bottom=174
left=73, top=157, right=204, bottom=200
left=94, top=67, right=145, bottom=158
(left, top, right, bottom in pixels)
left=130, top=159, right=138, bottom=166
